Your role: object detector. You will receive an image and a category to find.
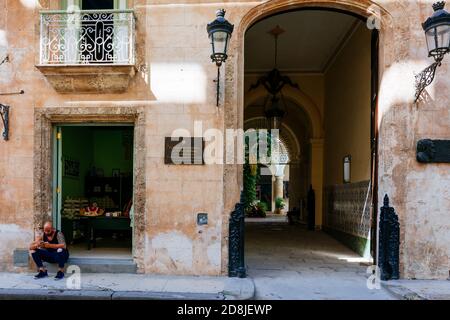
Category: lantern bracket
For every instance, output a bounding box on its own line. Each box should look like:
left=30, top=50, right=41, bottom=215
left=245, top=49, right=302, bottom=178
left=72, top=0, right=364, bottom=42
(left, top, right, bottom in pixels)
left=213, top=66, right=221, bottom=107
left=414, top=56, right=443, bottom=102
left=0, top=104, right=10, bottom=141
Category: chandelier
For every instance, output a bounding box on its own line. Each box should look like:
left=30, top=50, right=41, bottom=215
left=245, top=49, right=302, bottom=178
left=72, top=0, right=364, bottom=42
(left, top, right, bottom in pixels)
left=249, top=25, right=300, bottom=130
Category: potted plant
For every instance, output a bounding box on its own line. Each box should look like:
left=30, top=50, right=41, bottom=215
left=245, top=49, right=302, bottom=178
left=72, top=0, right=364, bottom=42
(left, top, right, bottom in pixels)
left=246, top=200, right=268, bottom=218
left=274, top=197, right=285, bottom=215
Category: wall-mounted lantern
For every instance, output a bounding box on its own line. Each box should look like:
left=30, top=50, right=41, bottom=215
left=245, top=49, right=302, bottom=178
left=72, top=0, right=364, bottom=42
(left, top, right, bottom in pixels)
left=207, top=9, right=234, bottom=107
left=415, top=1, right=450, bottom=102
left=343, top=155, right=351, bottom=184
left=0, top=104, right=10, bottom=141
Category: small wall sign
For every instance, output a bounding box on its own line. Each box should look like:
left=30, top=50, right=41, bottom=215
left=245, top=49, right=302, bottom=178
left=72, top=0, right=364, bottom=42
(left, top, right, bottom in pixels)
left=197, top=213, right=208, bottom=225
left=164, top=137, right=205, bottom=165
left=416, top=139, right=450, bottom=163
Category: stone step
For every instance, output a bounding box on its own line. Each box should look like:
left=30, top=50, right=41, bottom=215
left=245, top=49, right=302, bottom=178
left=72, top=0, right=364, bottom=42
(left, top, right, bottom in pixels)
left=46, top=257, right=137, bottom=274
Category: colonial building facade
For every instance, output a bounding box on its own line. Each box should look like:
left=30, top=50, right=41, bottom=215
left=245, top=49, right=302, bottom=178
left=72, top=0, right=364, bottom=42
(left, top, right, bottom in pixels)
left=0, top=0, right=448, bottom=280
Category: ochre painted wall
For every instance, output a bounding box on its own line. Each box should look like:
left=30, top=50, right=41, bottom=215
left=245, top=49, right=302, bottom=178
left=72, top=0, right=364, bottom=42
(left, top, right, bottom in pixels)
left=323, top=24, right=372, bottom=186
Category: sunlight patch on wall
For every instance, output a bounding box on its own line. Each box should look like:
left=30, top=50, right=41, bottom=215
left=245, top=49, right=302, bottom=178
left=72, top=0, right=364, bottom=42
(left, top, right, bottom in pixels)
left=378, top=59, right=435, bottom=127
left=150, top=63, right=206, bottom=104
left=20, top=0, right=41, bottom=9
left=0, top=30, right=8, bottom=47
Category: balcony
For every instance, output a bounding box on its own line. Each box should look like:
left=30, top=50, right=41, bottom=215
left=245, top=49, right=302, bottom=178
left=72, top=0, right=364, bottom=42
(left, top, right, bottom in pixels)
left=36, top=9, right=136, bottom=93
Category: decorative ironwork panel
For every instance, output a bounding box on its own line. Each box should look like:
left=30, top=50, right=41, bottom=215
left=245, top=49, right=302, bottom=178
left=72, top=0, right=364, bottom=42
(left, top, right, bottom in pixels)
left=417, top=139, right=450, bottom=163
left=40, top=10, right=135, bottom=65
left=228, top=192, right=246, bottom=278
left=323, top=180, right=372, bottom=239
left=378, top=195, right=400, bottom=281
left=0, top=104, right=9, bottom=141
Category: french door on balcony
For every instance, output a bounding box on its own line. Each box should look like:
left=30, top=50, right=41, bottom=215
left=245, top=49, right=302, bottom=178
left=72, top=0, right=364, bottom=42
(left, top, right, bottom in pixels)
left=81, top=0, right=113, bottom=63
left=63, top=0, right=128, bottom=64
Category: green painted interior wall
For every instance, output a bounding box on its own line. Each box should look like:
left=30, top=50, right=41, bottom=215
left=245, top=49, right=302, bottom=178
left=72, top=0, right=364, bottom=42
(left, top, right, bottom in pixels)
left=93, top=129, right=133, bottom=177
left=61, top=126, right=133, bottom=201
left=61, top=127, right=93, bottom=200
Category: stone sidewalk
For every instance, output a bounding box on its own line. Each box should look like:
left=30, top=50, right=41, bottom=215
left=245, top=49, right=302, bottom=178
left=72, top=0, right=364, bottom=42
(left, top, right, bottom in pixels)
left=246, top=223, right=396, bottom=300
left=0, top=273, right=255, bottom=300
left=382, top=280, right=450, bottom=300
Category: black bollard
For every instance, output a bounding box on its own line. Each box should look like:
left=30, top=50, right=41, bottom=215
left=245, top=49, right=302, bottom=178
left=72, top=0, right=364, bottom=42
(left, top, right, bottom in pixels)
left=378, top=194, right=400, bottom=280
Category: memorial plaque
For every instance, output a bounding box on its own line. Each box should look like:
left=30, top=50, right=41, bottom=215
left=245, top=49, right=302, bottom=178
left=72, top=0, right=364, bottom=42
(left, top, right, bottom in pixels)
left=164, top=137, right=205, bottom=165
left=416, top=139, right=450, bottom=163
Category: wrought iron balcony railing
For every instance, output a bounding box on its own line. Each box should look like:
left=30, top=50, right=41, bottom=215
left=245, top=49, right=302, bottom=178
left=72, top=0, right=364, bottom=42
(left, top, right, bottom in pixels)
left=39, top=9, right=135, bottom=65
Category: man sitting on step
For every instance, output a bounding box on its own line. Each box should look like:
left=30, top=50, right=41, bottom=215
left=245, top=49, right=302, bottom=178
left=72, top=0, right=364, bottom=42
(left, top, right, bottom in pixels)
left=29, top=221, right=70, bottom=280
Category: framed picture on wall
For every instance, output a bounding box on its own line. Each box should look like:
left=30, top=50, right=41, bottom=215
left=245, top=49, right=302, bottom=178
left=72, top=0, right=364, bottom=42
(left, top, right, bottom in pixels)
left=63, top=157, right=80, bottom=179
left=112, top=168, right=120, bottom=177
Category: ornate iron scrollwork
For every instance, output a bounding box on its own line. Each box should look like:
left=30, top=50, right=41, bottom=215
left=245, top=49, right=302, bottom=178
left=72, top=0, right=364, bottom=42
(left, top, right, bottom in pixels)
left=378, top=194, right=400, bottom=281
left=414, top=57, right=442, bottom=102
left=0, top=104, right=9, bottom=141
left=228, top=192, right=246, bottom=278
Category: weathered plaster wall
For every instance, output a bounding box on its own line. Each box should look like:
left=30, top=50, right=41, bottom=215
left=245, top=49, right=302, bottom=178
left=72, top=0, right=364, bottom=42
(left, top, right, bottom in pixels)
left=0, top=0, right=449, bottom=279
left=375, top=0, right=450, bottom=279
left=0, top=0, right=226, bottom=276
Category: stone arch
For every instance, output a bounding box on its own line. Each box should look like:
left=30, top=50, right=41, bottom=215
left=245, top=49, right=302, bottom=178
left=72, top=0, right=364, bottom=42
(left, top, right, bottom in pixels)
left=231, top=0, right=394, bottom=136
left=223, top=0, right=395, bottom=274
left=244, top=116, right=301, bottom=163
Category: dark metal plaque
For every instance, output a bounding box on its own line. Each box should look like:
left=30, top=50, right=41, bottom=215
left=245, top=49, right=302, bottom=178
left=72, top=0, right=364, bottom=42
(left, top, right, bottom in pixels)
left=416, top=139, right=450, bottom=163
left=164, top=137, right=205, bottom=165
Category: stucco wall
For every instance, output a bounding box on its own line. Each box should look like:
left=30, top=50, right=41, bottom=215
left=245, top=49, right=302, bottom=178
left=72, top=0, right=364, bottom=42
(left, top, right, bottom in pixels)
left=0, top=0, right=449, bottom=279
left=0, top=0, right=225, bottom=275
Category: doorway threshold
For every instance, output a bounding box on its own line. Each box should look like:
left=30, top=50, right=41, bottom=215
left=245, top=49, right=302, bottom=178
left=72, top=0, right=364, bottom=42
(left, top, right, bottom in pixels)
left=47, top=257, right=137, bottom=274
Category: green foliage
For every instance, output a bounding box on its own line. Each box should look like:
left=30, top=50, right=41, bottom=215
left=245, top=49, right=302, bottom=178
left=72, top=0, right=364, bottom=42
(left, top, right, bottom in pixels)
left=246, top=200, right=267, bottom=218
left=256, top=201, right=268, bottom=213
left=275, top=197, right=285, bottom=209
left=243, top=163, right=257, bottom=212
left=243, top=129, right=274, bottom=213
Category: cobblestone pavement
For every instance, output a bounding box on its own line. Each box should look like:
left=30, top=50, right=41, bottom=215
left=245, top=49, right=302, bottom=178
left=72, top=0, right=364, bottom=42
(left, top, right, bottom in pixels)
left=245, top=222, right=396, bottom=300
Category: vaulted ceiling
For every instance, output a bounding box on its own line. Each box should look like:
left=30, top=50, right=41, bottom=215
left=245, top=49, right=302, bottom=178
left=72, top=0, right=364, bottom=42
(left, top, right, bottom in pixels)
left=244, top=10, right=360, bottom=73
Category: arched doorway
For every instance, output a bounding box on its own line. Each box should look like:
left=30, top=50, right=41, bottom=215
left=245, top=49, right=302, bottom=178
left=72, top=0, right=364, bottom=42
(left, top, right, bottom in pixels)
left=236, top=3, right=383, bottom=298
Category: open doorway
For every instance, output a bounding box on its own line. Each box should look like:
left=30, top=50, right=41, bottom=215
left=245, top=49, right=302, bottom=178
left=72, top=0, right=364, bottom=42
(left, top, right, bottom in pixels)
left=243, top=8, right=378, bottom=285
left=53, top=125, right=134, bottom=259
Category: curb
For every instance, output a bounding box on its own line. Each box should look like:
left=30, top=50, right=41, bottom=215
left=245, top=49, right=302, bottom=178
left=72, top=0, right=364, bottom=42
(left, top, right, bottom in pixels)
left=0, top=288, right=228, bottom=300
left=381, top=282, right=426, bottom=300
left=0, top=288, right=113, bottom=300
left=0, top=277, right=256, bottom=300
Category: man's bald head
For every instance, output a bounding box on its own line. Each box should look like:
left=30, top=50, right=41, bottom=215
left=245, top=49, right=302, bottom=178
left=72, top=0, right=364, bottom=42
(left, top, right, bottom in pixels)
left=43, top=221, right=54, bottom=235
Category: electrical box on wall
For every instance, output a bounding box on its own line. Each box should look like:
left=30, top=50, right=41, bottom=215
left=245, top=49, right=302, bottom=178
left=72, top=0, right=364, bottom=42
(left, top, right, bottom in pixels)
left=197, top=213, right=208, bottom=225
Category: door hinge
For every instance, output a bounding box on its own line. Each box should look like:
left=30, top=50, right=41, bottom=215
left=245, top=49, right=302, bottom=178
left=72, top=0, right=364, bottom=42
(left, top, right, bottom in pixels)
left=56, top=132, right=62, bottom=140
left=56, top=187, right=61, bottom=193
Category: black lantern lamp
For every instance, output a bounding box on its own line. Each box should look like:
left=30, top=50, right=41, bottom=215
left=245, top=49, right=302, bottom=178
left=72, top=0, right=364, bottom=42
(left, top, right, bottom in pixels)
left=415, top=1, right=450, bottom=102
left=265, top=96, right=285, bottom=131
left=207, top=9, right=234, bottom=106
